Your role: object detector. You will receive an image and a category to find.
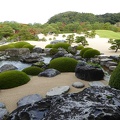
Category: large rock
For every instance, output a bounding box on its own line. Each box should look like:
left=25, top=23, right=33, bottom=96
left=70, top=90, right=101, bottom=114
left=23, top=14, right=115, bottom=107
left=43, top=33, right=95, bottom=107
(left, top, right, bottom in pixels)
left=5, top=48, right=30, bottom=57
left=17, top=94, right=42, bottom=107
left=32, top=47, right=43, bottom=53
left=38, top=68, right=60, bottom=77
left=46, top=86, right=70, bottom=97
left=75, top=62, right=104, bottom=81
left=0, top=102, right=9, bottom=119
left=20, top=53, right=43, bottom=63
left=0, top=64, right=18, bottom=72
left=7, top=86, right=120, bottom=120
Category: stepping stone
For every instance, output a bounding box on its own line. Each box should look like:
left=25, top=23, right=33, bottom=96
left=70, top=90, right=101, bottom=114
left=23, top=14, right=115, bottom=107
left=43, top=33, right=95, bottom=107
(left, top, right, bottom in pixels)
left=72, top=82, right=85, bottom=88
left=89, top=81, right=105, bottom=87
left=46, top=86, right=70, bottom=97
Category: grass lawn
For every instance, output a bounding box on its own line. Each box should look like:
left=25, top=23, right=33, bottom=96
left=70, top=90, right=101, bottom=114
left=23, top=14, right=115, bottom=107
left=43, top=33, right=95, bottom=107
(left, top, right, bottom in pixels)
left=95, top=30, right=120, bottom=39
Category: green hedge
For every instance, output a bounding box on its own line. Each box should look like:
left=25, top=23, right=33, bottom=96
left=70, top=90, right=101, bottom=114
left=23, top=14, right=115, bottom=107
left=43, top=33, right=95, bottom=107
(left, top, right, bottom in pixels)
left=83, top=49, right=100, bottom=58
left=80, top=47, right=92, bottom=57
left=109, top=63, right=120, bottom=90
left=14, top=41, right=30, bottom=48
left=0, top=70, right=30, bottom=89
left=22, top=66, right=43, bottom=76
left=52, top=43, right=70, bottom=50
left=49, top=57, right=78, bottom=72
left=45, top=44, right=53, bottom=48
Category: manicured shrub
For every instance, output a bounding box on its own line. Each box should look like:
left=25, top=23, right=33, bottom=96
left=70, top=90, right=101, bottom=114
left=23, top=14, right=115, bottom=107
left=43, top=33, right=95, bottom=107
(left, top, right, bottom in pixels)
left=45, top=44, right=53, bottom=48
left=22, top=44, right=35, bottom=51
left=14, top=41, right=30, bottom=48
left=22, top=66, right=43, bottom=76
left=80, top=47, right=92, bottom=57
left=0, top=44, right=15, bottom=51
left=49, top=57, right=78, bottom=72
left=109, top=63, right=120, bottom=90
left=52, top=43, right=70, bottom=50
left=49, top=48, right=58, bottom=55
left=76, top=45, right=84, bottom=50
left=83, top=49, right=101, bottom=58
left=0, top=70, right=30, bottom=89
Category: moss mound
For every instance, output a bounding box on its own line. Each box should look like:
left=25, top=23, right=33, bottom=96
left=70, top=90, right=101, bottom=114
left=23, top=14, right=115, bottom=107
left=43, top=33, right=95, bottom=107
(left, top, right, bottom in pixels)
left=49, top=57, right=78, bottom=72
left=52, top=43, right=70, bottom=50
left=76, top=45, right=84, bottom=50
left=45, top=44, right=53, bottom=48
left=83, top=49, right=101, bottom=58
left=0, top=44, right=15, bottom=51
left=22, top=66, right=43, bottom=76
left=23, top=44, right=35, bottom=51
left=80, top=47, right=92, bottom=57
left=14, top=41, right=30, bottom=48
left=50, top=48, right=58, bottom=55
left=109, top=63, right=120, bottom=90
left=0, top=70, right=30, bottom=89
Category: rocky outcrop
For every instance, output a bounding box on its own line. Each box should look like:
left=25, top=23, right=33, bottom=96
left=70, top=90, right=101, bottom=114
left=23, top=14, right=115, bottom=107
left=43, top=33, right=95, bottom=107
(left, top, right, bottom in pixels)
left=7, top=86, right=120, bottom=120
left=75, top=62, right=104, bottom=81
left=5, top=48, right=30, bottom=57
left=38, top=68, right=60, bottom=77
left=0, top=64, right=18, bottom=72
left=20, top=53, right=43, bottom=63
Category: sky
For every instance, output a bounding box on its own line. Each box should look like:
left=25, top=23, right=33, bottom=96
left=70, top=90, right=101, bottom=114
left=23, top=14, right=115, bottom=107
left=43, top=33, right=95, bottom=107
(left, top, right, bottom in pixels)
left=0, top=0, right=119, bottom=24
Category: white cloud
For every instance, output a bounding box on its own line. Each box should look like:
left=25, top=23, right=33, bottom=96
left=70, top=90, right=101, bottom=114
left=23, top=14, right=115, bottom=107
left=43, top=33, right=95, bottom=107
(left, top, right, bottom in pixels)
left=0, top=0, right=119, bottom=24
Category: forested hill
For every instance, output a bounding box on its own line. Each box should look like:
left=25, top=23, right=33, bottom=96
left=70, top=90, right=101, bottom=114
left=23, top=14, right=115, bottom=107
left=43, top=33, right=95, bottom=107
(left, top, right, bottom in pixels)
left=47, top=11, right=120, bottom=24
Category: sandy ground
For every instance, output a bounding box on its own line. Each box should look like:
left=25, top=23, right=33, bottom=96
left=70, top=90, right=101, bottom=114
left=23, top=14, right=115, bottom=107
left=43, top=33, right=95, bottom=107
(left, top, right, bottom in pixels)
left=0, top=34, right=119, bottom=113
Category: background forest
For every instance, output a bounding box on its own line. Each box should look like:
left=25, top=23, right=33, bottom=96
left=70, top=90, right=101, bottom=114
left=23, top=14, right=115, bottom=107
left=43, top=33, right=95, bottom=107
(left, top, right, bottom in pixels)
left=0, top=11, right=120, bottom=42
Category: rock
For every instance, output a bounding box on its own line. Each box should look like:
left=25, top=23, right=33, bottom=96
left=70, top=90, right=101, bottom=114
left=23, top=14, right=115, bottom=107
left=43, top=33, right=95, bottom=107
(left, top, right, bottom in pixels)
left=72, top=82, right=85, bottom=88
left=46, top=86, right=70, bottom=97
left=50, top=40, right=67, bottom=44
left=89, top=81, right=105, bottom=86
left=100, top=58, right=113, bottom=66
left=44, top=48, right=52, bottom=55
left=51, top=51, right=65, bottom=60
left=75, top=62, right=104, bottom=81
left=32, top=47, right=43, bottom=53
left=20, top=53, right=43, bottom=63
left=0, top=102, right=9, bottom=119
left=64, top=53, right=73, bottom=57
left=5, top=48, right=30, bottom=57
left=17, top=94, right=42, bottom=107
left=0, top=64, right=18, bottom=72
left=7, top=86, right=120, bottom=120
left=0, top=55, right=10, bottom=60
left=109, top=66, right=117, bottom=71
left=105, top=61, right=118, bottom=68
left=97, top=54, right=109, bottom=59
left=38, top=68, right=60, bottom=77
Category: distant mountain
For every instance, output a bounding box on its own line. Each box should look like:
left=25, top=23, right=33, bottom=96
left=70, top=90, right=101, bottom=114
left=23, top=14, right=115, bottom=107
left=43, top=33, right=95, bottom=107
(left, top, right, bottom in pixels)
left=47, top=11, right=120, bottom=24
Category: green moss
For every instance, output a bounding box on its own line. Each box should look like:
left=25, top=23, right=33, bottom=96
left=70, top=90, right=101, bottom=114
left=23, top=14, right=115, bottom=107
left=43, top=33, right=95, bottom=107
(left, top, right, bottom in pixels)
left=22, top=44, right=35, bottom=51
left=76, top=45, right=84, bottom=50
left=0, top=44, right=15, bottom=51
left=22, top=66, right=43, bottom=76
left=109, top=63, right=120, bottom=90
left=45, top=44, right=53, bottom=48
left=49, top=48, right=58, bottom=55
left=80, top=47, right=92, bottom=57
left=14, top=41, right=30, bottom=48
left=52, top=43, right=70, bottom=50
left=83, top=49, right=101, bottom=58
left=0, top=70, right=30, bottom=89
left=49, top=57, right=78, bottom=72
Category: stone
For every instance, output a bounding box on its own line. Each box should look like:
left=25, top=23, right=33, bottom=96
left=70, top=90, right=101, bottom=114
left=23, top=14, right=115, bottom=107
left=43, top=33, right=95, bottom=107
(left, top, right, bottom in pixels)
left=97, top=54, right=109, bottom=59
left=38, top=68, right=60, bottom=77
left=109, top=66, right=117, bottom=71
left=105, top=61, right=118, bottom=68
left=44, top=48, right=52, bottom=55
left=46, top=86, right=70, bottom=97
left=75, top=62, right=104, bottom=81
left=64, top=53, right=73, bottom=57
left=100, top=58, right=113, bottom=66
left=51, top=51, right=65, bottom=60
left=89, top=81, right=105, bottom=86
left=72, top=82, right=85, bottom=88
left=20, top=53, right=43, bottom=63
left=32, top=47, right=43, bottom=53
left=0, top=102, right=9, bottom=119
left=17, top=94, right=43, bottom=107
left=7, top=86, right=120, bottom=120
left=0, top=64, right=18, bottom=72
left=5, top=48, right=30, bottom=57
left=50, top=40, right=67, bottom=44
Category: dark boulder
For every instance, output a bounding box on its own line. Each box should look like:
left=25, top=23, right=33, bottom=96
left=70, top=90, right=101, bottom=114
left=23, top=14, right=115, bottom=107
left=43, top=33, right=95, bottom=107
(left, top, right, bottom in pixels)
left=75, top=62, right=104, bottom=81
left=7, top=86, right=120, bottom=120
left=32, top=47, right=43, bottom=53
left=38, top=68, right=60, bottom=77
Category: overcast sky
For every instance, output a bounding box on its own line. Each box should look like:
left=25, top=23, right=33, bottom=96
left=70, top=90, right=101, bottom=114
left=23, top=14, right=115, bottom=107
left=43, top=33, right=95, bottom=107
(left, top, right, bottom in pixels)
left=0, top=0, right=119, bottom=24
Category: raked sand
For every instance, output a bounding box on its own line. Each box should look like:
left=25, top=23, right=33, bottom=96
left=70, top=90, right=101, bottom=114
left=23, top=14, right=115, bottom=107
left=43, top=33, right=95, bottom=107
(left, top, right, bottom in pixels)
left=0, top=35, right=119, bottom=113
